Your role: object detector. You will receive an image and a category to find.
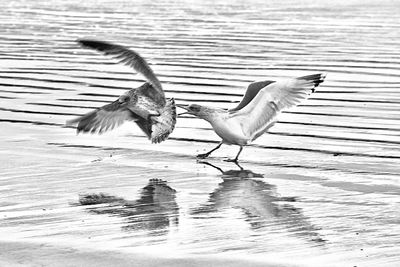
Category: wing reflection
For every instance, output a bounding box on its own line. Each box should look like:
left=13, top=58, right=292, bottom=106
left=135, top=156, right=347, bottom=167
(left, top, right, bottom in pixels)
left=78, top=178, right=178, bottom=236
left=193, top=161, right=325, bottom=243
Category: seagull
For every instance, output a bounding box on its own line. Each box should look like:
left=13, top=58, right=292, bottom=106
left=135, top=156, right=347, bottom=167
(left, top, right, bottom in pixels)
left=67, top=39, right=176, bottom=143
left=178, top=73, right=326, bottom=161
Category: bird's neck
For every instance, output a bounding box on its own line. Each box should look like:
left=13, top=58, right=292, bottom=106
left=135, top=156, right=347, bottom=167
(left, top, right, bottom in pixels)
left=200, top=108, right=228, bottom=123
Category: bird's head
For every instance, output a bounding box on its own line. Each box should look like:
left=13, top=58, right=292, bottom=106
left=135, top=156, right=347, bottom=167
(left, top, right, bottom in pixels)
left=177, top=104, right=217, bottom=120
left=118, top=94, right=130, bottom=103
left=118, top=91, right=138, bottom=105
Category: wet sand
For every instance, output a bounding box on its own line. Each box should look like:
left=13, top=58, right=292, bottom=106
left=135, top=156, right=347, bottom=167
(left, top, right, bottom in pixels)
left=1, top=0, right=400, bottom=266
left=1, top=241, right=296, bottom=267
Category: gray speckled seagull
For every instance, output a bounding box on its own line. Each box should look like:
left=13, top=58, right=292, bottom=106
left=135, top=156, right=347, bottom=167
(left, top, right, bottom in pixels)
left=178, top=73, right=326, bottom=162
left=67, top=39, right=176, bottom=143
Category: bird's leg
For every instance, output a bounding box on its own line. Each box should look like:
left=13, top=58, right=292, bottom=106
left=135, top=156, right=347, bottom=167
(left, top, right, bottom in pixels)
left=197, top=142, right=223, bottom=159
left=233, top=161, right=244, bottom=171
left=224, top=146, right=243, bottom=162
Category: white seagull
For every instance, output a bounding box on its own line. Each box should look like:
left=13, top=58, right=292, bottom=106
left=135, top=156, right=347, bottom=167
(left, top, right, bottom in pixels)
left=178, top=73, right=326, bottom=162
left=67, top=40, right=176, bottom=143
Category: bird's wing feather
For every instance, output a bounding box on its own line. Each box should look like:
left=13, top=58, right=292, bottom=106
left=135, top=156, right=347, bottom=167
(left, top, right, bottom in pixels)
left=150, top=98, right=177, bottom=143
left=231, top=73, right=326, bottom=139
left=131, top=98, right=176, bottom=142
left=66, top=100, right=140, bottom=134
left=78, top=39, right=165, bottom=104
left=233, top=99, right=279, bottom=141
left=229, top=80, right=275, bottom=112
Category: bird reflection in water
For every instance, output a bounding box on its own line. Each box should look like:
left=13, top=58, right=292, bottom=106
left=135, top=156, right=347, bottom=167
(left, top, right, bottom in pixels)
left=78, top=178, right=178, bottom=236
left=194, top=161, right=325, bottom=243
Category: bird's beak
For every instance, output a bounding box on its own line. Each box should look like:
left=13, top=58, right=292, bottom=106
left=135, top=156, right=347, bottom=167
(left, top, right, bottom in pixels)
left=176, top=104, right=190, bottom=116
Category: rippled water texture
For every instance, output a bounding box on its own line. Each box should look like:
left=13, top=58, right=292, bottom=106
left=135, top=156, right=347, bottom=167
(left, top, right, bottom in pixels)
left=0, top=0, right=399, bottom=266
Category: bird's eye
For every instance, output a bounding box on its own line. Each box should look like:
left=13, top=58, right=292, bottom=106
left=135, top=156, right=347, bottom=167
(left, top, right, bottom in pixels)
left=119, top=95, right=130, bottom=103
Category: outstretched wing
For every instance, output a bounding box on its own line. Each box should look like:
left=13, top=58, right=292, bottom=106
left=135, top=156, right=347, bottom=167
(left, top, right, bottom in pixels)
left=229, top=80, right=275, bottom=112
left=231, top=73, right=326, bottom=140
left=78, top=39, right=165, bottom=106
left=67, top=100, right=140, bottom=134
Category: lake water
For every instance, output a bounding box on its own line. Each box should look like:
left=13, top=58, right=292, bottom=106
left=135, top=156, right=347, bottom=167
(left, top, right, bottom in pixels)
left=0, top=0, right=399, bottom=266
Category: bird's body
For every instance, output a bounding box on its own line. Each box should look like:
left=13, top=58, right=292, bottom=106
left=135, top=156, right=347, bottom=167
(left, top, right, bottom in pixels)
left=201, top=110, right=250, bottom=146
left=178, top=73, right=326, bottom=161
left=67, top=40, right=176, bottom=143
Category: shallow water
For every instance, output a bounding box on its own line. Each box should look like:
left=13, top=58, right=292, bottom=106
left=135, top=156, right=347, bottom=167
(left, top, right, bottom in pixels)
left=1, top=0, right=399, bottom=266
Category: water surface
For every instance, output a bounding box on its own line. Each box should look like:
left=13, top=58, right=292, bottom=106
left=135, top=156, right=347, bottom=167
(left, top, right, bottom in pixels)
left=0, top=0, right=399, bottom=266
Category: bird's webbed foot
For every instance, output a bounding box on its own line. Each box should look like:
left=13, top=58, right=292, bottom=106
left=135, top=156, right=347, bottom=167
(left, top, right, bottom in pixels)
left=196, top=142, right=223, bottom=160
left=224, top=158, right=238, bottom=163
left=196, top=153, right=210, bottom=159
